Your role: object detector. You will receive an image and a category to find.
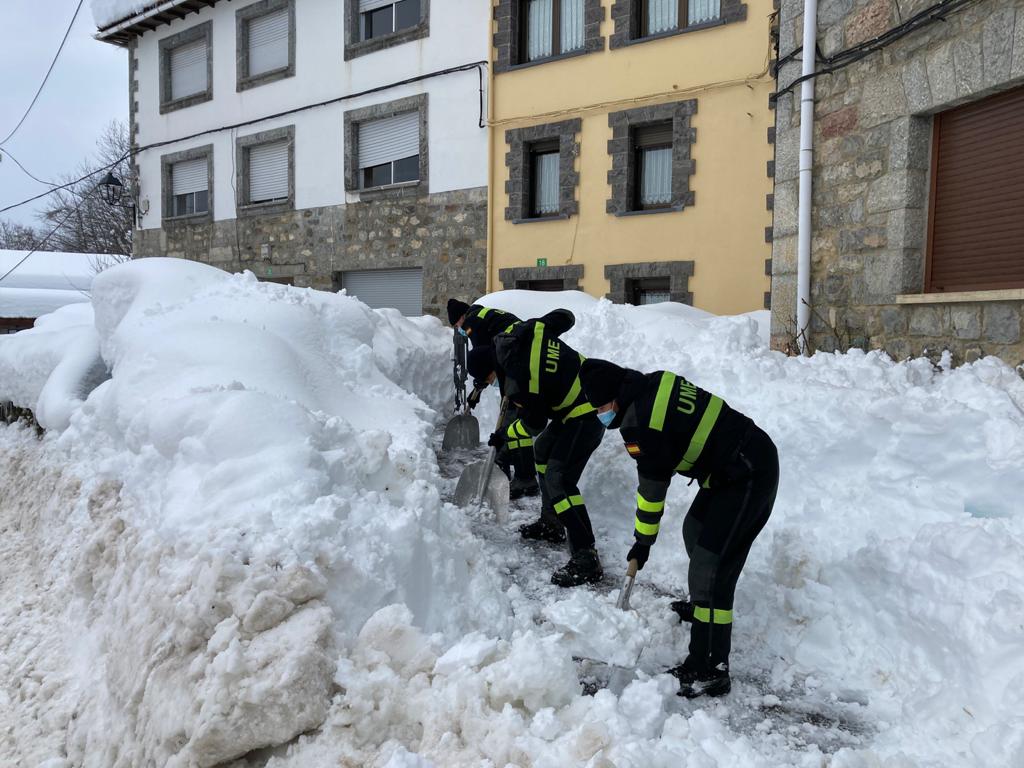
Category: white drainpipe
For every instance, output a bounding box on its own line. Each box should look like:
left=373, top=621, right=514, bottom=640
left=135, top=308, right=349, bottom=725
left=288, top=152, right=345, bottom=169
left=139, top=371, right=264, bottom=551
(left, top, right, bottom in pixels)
left=796, top=0, right=818, bottom=352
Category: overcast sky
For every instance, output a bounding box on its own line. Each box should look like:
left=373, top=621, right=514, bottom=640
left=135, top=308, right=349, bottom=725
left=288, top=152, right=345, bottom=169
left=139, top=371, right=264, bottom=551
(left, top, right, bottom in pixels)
left=0, top=0, right=128, bottom=228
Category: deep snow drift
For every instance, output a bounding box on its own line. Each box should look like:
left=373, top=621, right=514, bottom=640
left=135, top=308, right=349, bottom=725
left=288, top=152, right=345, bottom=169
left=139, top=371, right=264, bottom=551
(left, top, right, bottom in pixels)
left=1, top=260, right=1023, bottom=767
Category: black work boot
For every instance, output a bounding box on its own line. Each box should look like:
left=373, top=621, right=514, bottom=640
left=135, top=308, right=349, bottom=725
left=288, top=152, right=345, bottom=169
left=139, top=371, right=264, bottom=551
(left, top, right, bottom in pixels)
left=551, top=548, right=602, bottom=587
left=671, top=599, right=695, bottom=623
left=519, top=517, right=565, bottom=543
left=509, top=476, right=540, bottom=500
left=668, top=657, right=731, bottom=698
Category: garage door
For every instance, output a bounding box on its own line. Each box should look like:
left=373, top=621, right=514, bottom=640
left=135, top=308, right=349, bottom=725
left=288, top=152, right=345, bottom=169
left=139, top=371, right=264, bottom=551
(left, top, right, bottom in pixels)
left=342, top=268, right=423, bottom=316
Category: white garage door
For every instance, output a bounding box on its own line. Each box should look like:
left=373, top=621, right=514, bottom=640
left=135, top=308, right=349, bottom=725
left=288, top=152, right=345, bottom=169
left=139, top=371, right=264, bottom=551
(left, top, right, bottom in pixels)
left=342, top=268, right=423, bottom=316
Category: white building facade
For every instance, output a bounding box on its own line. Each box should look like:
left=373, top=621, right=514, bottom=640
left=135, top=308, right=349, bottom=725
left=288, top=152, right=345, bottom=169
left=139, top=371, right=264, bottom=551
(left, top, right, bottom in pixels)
left=97, top=0, right=490, bottom=315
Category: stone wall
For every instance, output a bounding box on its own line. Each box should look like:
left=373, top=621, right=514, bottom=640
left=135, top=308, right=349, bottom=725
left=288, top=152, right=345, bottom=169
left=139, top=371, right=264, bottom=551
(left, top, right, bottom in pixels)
left=134, top=187, right=487, bottom=317
left=771, top=0, right=1024, bottom=366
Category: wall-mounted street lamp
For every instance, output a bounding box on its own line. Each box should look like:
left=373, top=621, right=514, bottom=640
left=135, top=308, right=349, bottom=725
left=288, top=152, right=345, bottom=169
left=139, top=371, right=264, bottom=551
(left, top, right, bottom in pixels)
left=96, top=170, right=148, bottom=225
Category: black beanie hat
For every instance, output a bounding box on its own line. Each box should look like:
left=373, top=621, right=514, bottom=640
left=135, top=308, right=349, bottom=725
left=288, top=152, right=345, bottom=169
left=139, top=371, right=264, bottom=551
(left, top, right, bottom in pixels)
left=447, top=299, right=471, bottom=325
left=467, top=345, right=497, bottom=382
left=580, top=358, right=628, bottom=406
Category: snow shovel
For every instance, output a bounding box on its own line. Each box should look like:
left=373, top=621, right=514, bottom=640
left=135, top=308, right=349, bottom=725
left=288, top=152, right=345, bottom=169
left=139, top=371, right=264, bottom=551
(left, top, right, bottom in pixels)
left=615, top=559, right=639, bottom=611
left=453, top=397, right=510, bottom=520
left=442, top=332, right=479, bottom=451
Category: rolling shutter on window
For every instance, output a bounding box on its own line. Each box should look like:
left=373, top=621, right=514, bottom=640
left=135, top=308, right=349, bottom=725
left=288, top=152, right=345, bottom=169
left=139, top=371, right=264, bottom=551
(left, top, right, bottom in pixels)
left=249, top=140, right=289, bottom=202
left=359, top=0, right=393, bottom=11
left=342, top=268, right=423, bottom=316
left=928, top=86, right=1024, bottom=291
left=358, top=112, right=419, bottom=169
left=170, top=39, right=207, bottom=100
left=248, top=8, right=289, bottom=76
left=172, top=157, right=207, bottom=196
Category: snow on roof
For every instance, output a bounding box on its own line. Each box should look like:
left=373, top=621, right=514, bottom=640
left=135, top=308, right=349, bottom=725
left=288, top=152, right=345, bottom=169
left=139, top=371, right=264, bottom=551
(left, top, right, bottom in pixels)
left=91, top=0, right=158, bottom=29
left=0, top=250, right=100, bottom=292
left=92, top=0, right=218, bottom=39
left=0, top=287, right=91, bottom=319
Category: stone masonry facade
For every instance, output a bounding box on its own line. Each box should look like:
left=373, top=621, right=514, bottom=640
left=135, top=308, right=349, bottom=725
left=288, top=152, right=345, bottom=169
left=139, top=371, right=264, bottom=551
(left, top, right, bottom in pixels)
left=133, top=187, right=488, bottom=318
left=771, top=0, right=1024, bottom=366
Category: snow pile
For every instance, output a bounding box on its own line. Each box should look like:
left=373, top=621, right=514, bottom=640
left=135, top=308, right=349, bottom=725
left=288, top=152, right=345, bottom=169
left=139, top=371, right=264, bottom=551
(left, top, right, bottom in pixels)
left=0, top=249, right=98, bottom=319
left=2, top=274, right=1024, bottom=767
left=90, top=0, right=153, bottom=29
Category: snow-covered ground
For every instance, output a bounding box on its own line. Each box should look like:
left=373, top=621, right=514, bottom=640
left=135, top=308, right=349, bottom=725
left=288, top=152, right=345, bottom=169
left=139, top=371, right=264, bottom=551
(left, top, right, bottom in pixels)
left=1, top=258, right=1023, bottom=767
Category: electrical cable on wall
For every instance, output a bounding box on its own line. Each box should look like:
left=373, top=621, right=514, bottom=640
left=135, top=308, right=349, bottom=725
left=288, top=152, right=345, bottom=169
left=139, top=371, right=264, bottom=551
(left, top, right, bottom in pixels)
left=1, top=0, right=86, bottom=147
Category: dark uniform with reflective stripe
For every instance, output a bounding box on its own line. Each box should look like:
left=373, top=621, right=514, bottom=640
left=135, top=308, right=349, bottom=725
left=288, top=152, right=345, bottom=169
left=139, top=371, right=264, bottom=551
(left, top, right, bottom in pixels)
left=495, top=311, right=604, bottom=555
left=617, top=370, right=778, bottom=675
left=460, top=304, right=536, bottom=488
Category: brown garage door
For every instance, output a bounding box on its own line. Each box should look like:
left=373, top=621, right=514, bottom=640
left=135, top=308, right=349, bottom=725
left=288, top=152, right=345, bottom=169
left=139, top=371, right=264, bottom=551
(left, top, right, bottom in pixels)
left=927, top=85, right=1024, bottom=292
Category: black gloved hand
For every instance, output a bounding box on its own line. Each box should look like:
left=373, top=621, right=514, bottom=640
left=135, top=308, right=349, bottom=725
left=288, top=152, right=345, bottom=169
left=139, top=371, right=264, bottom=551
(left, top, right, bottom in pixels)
left=627, top=542, right=651, bottom=570
left=487, top=431, right=505, bottom=449
left=467, top=387, right=482, bottom=410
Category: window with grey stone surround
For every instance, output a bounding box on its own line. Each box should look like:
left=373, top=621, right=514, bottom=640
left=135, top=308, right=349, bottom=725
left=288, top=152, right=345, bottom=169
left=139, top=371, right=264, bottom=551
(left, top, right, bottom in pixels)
left=236, top=0, right=295, bottom=92
left=344, top=0, right=429, bottom=61
left=344, top=94, right=428, bottom=201
left=607, top=101, right=696, bottom=216
left=499, top=265, right=584, bottom=290
left=492, top=0, right=604, bottom=73
left=605, top=261, right=693, bottom=304
left=161, top=145, right=214, bottom=222
left=235, top=125, right=295, bottom=216
left=608, top=0, right=746, bottom=49
left=159, top=21, right=213, bottom=114
left=505, top=119, right=580, bottom=222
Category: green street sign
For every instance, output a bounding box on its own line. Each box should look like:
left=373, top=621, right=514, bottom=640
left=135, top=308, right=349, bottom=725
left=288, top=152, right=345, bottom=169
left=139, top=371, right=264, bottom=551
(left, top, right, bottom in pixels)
left=536, top=258, right=547, bottom=267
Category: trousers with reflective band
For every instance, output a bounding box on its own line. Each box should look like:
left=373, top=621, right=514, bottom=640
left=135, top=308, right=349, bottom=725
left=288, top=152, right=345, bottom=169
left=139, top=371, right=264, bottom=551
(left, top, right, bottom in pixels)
left=692, top=606, right=733, bottom=624
left=554, top=494, right=585, bottom=514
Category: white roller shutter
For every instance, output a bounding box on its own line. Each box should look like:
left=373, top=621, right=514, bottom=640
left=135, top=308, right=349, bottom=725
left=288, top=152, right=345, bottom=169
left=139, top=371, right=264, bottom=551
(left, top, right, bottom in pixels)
left=172, top=157, right=207, bottom=196
left=358, top=112, right=419, bottom=169
left=249, top=140, right=289, bottom=202
left=343, top=268, right=423, bottom=316
left=359, top=0, right=394, bottom=11
left=248, top=8, right=289, bottom=76
left=170, top=38, right=207, bottom=100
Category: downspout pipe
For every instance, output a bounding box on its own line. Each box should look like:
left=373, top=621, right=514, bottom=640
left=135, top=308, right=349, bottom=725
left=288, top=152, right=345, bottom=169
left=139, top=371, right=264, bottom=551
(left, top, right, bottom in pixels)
left=796, top=0, right=818, bottom=352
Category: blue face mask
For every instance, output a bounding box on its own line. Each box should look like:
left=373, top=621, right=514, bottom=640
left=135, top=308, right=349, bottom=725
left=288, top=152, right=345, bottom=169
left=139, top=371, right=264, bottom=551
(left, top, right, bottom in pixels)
left=597, top=409, right=616, bottom=428
left=456, top=327, right=467, bottom=337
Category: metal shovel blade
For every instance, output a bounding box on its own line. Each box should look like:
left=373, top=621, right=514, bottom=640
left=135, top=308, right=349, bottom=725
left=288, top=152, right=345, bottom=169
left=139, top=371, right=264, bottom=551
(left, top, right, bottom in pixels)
left=442, top=413, right=479, bottom=451
left=615, top=559, right=639, bottom=611
left=454, top=458, right=510, bottom=520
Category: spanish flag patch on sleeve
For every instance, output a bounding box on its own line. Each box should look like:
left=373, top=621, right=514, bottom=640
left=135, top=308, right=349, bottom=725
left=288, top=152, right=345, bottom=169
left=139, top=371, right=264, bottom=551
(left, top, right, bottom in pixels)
left=625, top=442, right=642, bottom=457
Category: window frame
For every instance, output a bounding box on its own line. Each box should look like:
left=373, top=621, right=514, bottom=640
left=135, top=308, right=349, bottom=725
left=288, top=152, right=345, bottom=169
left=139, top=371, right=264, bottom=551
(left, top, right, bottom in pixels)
left=517, top=0, right=587, bottom=65
left=160, top=144, right=214, bottom=223
left=236, top=0, right=296, bottom=93
left=344, top=94, right=429, bottom=200
left=504, top=119, right=581, bottom=223
left=493, top=0, right=603, bottom=73
left=632, top=122, right=674, bottom=211
left=628, top=275, right=672, bottom=304
left=527, top=138, right=561, bottom=219
left=235, top=125, right=296, bottom=216
left=345, top=0, right=429, bottom=61
left=158, top=21, right=213, bottom=114
left=609, top=0, right=746, bottom=50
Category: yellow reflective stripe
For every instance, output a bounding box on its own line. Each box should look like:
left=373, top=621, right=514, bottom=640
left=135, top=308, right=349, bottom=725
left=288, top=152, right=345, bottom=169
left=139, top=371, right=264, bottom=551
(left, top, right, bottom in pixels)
left=503, top=323, right=516, bottom=333
left=634, top=517, right=660, bottom=537
left=535, top=463, right=547, bottom=474
left=511, top=438, right=533, bottom=449
left=477, top=307, right=492, bottom=317
left=515, top=421, right=529, bottom=437
left=554, top=497, right=572, bottom=514
left=692, top=606, right=733, bottom=624
left=675, top=396, right=724, bottom=472
left=562, top=402, right=596, bottom=422
left=506, top=423, right=518, bottom=438
left=528, top=322, right=545, bottom=395
left=553, top=376, right=582, bottom=411
left=649, top=372, right=676, bottom=431
left=636, top=494, right=665, bottom=513
left=568, top=494, right=584, bottom=507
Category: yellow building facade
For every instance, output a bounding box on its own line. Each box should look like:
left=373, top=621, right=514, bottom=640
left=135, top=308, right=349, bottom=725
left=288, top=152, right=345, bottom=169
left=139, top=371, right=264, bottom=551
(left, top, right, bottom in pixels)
left=488, top=0, right=776, bottom=315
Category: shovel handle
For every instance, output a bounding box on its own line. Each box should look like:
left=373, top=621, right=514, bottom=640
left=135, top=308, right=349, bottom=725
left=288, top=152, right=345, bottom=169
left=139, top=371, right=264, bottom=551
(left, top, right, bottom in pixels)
left=626, top=559, right=638, bottom=578
left=474, top=397, right=511, bottom=506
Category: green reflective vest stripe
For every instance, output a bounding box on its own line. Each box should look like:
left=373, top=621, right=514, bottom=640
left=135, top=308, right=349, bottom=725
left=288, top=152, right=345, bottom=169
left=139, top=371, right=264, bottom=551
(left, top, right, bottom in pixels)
left=529, top=322, right=546, bottom=395
left=675, top=396, right=723, bottom=472
left=476, top=307, right=492, bottom=318
left=649, top=371, right=676, bottom=431
left=554, top=494, right=585, bottom=514
left=636, top=493, right=665, bottom=513
left=535, top=463, right=548, bottom=474
left=634, top=516, right=660, bottom=537
left=508, top=437, right=533, bottom=450
left=553, top=367, right=583, bottom=411
left=561, top=402, right=596, bottom=422
left=692, top=606, right=733, bottom=624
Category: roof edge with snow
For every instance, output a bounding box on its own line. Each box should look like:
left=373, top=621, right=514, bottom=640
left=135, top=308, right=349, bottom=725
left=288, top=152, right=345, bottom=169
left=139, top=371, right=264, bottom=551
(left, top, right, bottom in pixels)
left=95, top=0, right=219, bottom=46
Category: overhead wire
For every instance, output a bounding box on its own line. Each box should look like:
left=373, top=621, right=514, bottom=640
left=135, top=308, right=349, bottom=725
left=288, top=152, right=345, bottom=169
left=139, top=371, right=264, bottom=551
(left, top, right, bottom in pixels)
left=1, top=0, right=86, bottom=147
left=0, top=147, right=57, bottom=187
